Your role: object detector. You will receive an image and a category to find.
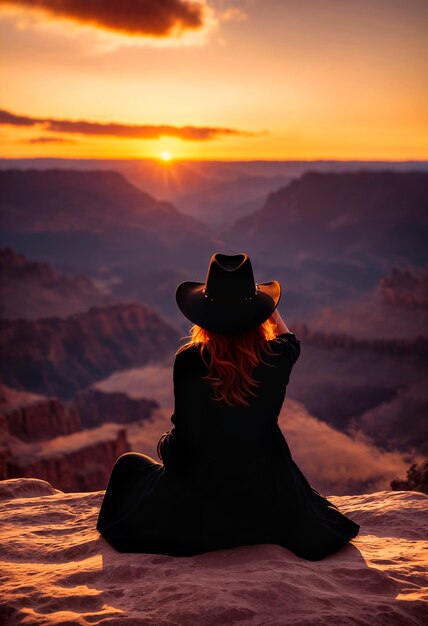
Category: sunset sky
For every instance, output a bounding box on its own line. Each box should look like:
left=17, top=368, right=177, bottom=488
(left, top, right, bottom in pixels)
left=0, top=0, right=427, bottom=160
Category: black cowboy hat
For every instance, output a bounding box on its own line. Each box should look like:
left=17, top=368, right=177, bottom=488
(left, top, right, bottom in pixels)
left=175, top=252, right=281, bottom=333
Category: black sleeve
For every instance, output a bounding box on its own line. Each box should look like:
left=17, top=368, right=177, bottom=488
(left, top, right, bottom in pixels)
left=157, top=424, right=182, bottom=469
left=156, top=356, right=187, bottom=470
left=269, top=332, right=301, bottom=365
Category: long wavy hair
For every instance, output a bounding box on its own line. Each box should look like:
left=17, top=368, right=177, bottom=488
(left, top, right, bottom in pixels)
left=176, top=318, right=279, bottom=407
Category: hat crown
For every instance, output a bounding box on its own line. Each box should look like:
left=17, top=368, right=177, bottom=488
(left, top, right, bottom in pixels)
left=205, top=253, right=256, bottom=301
left=175, top=251, right=281, bottom=332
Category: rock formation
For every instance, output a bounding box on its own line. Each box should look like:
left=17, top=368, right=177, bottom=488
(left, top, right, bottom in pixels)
left=73, top=387, right=158, bottom=428
left=391, top=460, right=428, bottom=494
left=223, top=171, right=428, bottom=267
left=0, top=384, right=158, bottom=492
left=0, top=168, right=208, bottom=236
left=0, top=247, right=113, bottom=320
left=283, top=324, right=428, bottom=454
left=378, top=265, right=428, bottom=312
left=0, top=302, right=178, bottom=398
left=0, top=168, right=213, bottom=272
left=0, top=384, right=81, bottom=441
left=5, top=425, right=129, bottom=492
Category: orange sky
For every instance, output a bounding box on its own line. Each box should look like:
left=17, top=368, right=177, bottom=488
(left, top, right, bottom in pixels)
left=0, top=0, right=427, bottom=160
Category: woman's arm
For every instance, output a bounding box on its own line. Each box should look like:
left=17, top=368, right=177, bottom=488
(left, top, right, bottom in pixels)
left=268, top=308, right=300, bottom=365
left=157, top=355, right=188, bottom=469
left=269, top=308, right=291, bottom=336
left=157, top=420, right=182, bottom=469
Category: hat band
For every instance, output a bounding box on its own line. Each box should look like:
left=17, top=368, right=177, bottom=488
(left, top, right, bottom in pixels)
left=202, top=284, right=260, bottom=302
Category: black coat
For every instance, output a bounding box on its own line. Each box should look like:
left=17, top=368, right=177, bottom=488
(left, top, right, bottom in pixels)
left=97, top=333, right=360, bottom=559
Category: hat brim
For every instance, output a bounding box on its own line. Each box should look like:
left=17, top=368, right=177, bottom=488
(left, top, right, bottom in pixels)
left=176, top=280, right=281, bottom=333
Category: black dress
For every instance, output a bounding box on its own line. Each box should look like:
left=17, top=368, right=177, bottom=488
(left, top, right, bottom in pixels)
left=96, top=332, right=360, bottom=560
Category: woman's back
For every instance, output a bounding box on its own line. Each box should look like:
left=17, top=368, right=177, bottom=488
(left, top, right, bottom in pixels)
left=163, top=332, right=301, bottom=491
left=96, top=253, right=360, bottom=559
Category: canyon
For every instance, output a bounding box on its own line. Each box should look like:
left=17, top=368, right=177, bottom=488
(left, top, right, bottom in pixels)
left=0, top=301, right=178, bottom=398
left=0, top=384, right=158, bottom=492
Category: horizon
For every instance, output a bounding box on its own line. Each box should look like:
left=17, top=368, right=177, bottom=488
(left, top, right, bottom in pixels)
left=2, top=156, right=428, bottom=164
left=1, top=0, right=427, bottom=161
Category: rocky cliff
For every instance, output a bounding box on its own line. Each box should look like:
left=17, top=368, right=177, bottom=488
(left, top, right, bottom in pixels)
left=0, top=414, right=11, bottom=478
left=0, top=168, right=208, bottom=236
left=0, top=302, right=179, bottom=398
left=0, top=168, right=213, bottom=272
left=0, top=479, right=426, bottom=625
left=0, top=384, right=157, bottom=492
left=73, top=387, right=158, bottom=427
left=0, top=384, right=81, bottom=441
left=223, top=171, right=428, bottom=265
left=5, top=425, right=129, bottom=492
left=0, top=247, right=113, bottom=319
left=282, top=324, right=428, bottom=454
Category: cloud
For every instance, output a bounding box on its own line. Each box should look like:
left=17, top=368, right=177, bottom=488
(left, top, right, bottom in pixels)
left=22, top=136, right=77, bottom=144
left=0, top=108, right=253, bottom=142
left=219, top=6, right=247, bottom=22
left=0, top=109, right=34, bottom=127
left=0, top=0, right=210, bottom=38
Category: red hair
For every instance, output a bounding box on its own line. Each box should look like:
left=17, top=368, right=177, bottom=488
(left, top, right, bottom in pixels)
left=176, top=319, right=278, bottom=407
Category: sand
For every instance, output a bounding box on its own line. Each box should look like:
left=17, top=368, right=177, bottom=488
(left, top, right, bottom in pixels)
left=0, top=478, right=426, bottom=625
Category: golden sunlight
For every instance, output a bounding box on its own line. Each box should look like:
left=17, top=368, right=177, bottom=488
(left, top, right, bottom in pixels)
left=160, top=151, right=172, bottom=162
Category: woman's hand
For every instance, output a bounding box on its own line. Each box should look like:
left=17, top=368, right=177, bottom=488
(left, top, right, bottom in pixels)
left=157, top=426, right=186, bottom=470
left=156, top=431, right=170, bottom=463
left=269, top=308, right=290, bottom=335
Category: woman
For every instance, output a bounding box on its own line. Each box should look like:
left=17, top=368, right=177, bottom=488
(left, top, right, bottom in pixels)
left=96, top=253, right=360, bottom=560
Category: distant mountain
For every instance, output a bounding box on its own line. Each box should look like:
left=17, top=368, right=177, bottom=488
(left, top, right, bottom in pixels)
left=0, top=302, right=179, bottom=399
left=223, top=171, right=428, bottom=266
left=0, top=247, right=114, bottom=319
left=175, top=175, right=291, bottom=228
left=0, top=168, right=204, bottom=233
left=0, top=169, right=214, bottom=272
left=0, top=159, right=252, bottom=205
left=219, top=171, right=428, bottom=316
left=2, top=166, right=428, bottom=329
left=1, top=157, right=427, bottom=201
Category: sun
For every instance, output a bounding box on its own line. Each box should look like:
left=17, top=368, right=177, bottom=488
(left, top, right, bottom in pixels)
left=160, top=151, right=172, bottom=162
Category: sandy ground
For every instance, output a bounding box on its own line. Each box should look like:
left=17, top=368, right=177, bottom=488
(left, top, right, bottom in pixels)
left=0, top=478, right=426, bottom=626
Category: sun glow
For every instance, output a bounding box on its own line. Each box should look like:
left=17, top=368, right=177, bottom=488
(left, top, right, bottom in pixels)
left=160, top=151, right=172, bottom=162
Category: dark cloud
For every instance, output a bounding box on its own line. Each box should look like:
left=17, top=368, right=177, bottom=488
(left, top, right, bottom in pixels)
left=0, top=109, right=34, bottom=127
left=0, top=109, right=251, bottom=141
left=24, top=136, right=76, bottom=144
left=0, top=0, right=208, bottom=37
